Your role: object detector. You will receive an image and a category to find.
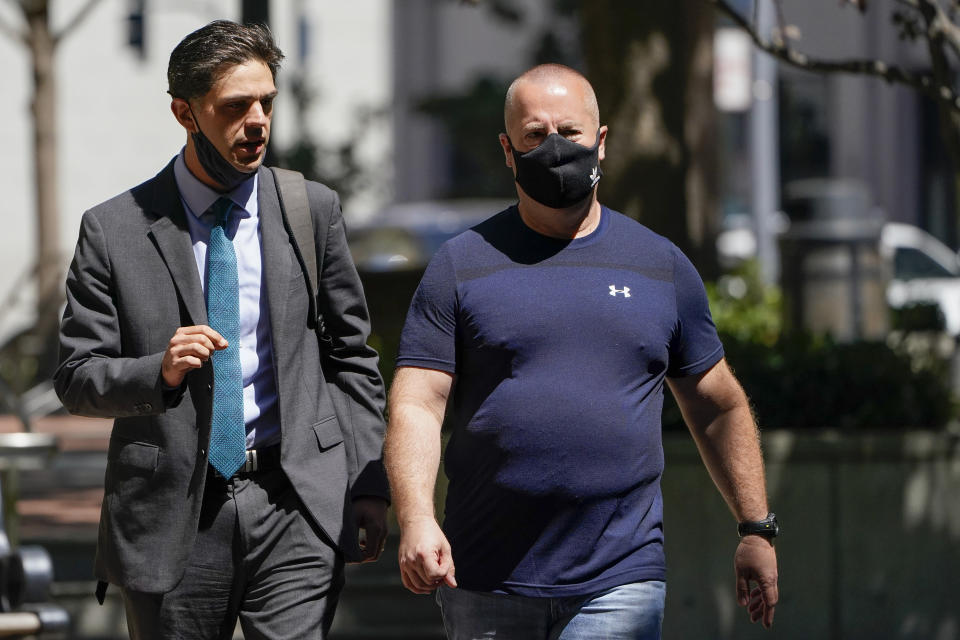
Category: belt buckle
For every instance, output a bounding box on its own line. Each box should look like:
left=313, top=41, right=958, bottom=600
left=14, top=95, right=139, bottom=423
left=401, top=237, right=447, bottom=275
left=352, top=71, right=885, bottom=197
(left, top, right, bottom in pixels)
left=243, top=449, right=258, bottom=473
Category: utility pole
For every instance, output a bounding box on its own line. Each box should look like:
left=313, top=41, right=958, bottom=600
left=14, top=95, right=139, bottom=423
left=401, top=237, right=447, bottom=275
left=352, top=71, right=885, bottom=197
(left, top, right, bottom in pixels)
left=749, top=0, right=780, bottom=284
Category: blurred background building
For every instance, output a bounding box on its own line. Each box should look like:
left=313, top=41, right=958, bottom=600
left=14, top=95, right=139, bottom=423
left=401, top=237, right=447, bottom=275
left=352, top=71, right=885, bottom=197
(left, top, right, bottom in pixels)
left=3, top=0, right=956, bottom=376
left=2, top=0, right=955, bottom=336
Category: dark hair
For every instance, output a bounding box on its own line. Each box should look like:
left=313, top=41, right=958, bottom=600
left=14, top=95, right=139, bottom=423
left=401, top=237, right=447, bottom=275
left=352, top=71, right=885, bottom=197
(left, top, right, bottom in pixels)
left=167, top=20, right=284, bottom=100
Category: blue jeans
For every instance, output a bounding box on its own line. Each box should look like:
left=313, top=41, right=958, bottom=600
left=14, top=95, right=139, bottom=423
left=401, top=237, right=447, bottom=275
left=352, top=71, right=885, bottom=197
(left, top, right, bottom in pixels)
left=435, top=580, right=666, bottom=640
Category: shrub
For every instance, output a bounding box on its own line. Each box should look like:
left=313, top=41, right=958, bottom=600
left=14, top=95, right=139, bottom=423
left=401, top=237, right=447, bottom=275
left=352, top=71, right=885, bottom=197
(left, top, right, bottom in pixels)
left=663, top=261, right=956, bottom=430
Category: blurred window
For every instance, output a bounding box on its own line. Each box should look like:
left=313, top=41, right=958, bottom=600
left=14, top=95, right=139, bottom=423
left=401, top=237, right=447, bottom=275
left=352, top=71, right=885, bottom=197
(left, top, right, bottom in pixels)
left=779, top=73, right=831, bottom=185
left=894, top=247, right=954, bottom=280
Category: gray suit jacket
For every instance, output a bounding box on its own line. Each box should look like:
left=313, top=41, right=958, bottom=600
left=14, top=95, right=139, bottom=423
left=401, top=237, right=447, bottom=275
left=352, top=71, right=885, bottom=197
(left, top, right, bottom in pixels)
left=54, top=160, right=388, bottom=593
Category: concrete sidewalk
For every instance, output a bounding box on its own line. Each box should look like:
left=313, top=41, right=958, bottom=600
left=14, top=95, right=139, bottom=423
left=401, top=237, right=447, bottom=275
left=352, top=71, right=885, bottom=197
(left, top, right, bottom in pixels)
left=1, top=415, right=110, bottom=545
left=1, top=415, right=444, bottom=640
left=0, top=415, right=116, bottom=637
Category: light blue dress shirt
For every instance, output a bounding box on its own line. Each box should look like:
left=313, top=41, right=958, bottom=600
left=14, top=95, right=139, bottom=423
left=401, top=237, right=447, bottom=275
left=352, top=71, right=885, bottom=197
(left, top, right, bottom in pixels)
left=173, top=150, right=281, bottom=449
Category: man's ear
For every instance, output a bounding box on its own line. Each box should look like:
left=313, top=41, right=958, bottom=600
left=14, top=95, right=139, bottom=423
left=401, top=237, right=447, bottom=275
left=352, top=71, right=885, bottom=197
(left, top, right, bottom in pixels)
left=498, top=133, right=514, bottom=170
left=597, top=125, right=608, bottom=163
left=170, top=98, right=198, bottom=134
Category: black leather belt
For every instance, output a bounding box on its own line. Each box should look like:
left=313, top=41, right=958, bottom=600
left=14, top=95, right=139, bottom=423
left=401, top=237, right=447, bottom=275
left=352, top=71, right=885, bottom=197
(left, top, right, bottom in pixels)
left=208, top=445, right=282, bottom=480
left=240, top=446, right=282, bottom=473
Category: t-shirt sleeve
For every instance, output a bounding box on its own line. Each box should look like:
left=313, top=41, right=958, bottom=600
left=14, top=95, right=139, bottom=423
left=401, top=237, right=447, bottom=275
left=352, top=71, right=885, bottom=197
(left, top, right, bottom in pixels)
left=396, top=244, right=458, bottom=373
left=667, top=245, right=724, bottom=377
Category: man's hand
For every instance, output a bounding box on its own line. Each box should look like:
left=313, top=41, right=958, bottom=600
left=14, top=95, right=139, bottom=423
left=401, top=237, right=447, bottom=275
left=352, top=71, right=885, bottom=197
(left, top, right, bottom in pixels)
left=735, top=535, right=779, bottom=628
left=161, top=326, right=228, bottom=387
left=353, top=497, right=389, bottom=563
left=397, top=516, right=457, bottom=594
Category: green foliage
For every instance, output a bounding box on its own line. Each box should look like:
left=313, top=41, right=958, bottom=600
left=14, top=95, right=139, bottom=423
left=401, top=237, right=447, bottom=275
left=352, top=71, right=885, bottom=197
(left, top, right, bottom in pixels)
left=0, top=315, right=60, bottom=418
left=272, top=76, right=389, bottom=204
left=273, top=106, right=388, bottom=205
left=414, top=0, right=581, bottom=199
left=416, top=76, right=516, bottom=199
left=721, top=333, right=954, bottom=430
left=890, top=302, right=944, bottom=333
left=705, top=260, right=782, bottom=347
left=664, top=260, right=956, bottom=430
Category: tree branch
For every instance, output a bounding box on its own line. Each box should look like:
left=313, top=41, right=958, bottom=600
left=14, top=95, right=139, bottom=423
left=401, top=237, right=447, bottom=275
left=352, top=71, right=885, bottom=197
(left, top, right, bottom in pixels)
left=773, top=0, right=789, bottom=44
left=710, top=0, right=960, bottom=112
left=918, top=0, right=960, bottom=61
left=0, top=6, right=27, bottom=45
left=52, top=0, right=101, bottom=46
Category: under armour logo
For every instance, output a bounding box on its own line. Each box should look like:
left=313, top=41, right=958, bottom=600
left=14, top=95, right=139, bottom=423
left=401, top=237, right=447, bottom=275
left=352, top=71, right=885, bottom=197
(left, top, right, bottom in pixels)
left=589, top=166, right=601, bottom=187
left=609, top=285, right=631, bottom=298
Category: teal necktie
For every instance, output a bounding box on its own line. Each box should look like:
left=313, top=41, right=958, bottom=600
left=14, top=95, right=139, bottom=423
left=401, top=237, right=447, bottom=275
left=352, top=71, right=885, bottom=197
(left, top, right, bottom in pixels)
left=206, top=197, right=245, bottom=478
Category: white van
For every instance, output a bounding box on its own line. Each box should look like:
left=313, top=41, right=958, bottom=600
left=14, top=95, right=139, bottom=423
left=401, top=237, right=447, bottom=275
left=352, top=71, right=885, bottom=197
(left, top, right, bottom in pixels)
left=717, top=219, right=960, bottom=335
left=879, top=222, right=960, bottom=335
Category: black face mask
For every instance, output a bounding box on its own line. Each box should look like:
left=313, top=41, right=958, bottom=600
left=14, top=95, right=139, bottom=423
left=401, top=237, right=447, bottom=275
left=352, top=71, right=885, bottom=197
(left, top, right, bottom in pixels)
left=189, top=107, right=257, bottom=192
left=509, top=130, right=603, bottom=209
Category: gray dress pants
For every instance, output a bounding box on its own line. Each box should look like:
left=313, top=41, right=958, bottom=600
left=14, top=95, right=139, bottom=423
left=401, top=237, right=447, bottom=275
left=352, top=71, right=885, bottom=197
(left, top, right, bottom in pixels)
left=122, top=466, right=344, bottom=639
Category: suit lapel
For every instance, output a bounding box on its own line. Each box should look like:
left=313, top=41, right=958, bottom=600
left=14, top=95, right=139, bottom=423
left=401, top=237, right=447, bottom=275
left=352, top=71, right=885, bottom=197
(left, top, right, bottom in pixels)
left=147, top=160, right=208, bottom=326
left=257, top=167, right=293, bottom=362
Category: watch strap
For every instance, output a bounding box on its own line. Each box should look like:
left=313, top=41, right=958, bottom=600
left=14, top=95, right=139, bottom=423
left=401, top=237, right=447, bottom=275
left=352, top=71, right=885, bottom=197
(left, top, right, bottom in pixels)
left=737, top=512, right=779, bottom=538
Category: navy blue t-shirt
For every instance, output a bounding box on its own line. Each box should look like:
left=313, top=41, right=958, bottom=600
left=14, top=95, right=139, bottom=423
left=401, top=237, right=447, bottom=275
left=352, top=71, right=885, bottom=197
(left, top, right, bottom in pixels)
left=397, top=205, right=724, bottom=597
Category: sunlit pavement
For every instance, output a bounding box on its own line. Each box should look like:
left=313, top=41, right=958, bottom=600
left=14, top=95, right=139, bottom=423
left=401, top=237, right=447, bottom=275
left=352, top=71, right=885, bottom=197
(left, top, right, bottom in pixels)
left=1, top=416, right=445, bottom=639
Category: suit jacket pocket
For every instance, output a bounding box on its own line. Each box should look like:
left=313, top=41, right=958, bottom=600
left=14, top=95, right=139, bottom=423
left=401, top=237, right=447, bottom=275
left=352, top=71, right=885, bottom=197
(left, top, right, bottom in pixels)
left=105, top=437, right=160, bottom=511
left=108, top=437, right=159, bottom=471
left=313, top=416, right=344, bottom=451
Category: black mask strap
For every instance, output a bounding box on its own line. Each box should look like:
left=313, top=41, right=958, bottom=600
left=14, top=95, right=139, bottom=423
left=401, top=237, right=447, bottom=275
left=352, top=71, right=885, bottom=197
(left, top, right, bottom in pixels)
left=186, top=103, right=256, bottom=192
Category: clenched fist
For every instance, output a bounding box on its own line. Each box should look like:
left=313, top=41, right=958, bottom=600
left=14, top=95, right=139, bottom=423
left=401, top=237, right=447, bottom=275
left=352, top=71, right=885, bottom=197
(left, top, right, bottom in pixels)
left=161, top=325, right=228, bottom=387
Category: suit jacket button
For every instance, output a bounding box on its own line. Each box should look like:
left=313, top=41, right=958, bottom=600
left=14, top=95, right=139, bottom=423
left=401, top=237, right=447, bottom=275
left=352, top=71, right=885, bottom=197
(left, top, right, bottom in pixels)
left=207, top=384, right=213, bottom=394
left=200, top=448, right=206, bottom=457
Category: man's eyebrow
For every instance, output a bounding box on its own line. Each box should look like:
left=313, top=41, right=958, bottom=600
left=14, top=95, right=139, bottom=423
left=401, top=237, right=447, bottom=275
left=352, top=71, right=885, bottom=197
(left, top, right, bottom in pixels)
left=218, top=90, right=279, bottom=103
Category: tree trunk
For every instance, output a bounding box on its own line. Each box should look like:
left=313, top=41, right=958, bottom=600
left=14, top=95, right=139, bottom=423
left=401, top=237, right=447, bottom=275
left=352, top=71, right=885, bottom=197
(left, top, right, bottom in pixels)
left=578, top=0, right=719, bottom=276
left=24, top=1, right=61, bottom=332
left=916, top=1, right=960, bottom=241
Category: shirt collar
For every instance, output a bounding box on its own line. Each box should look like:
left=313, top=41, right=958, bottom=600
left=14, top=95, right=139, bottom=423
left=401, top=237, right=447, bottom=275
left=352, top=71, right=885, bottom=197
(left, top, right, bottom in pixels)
left=173, top=148, right=259, bottom=222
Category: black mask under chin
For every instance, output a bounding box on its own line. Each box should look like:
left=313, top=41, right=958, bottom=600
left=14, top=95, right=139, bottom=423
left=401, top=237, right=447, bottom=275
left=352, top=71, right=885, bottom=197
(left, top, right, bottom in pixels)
left=509, top=130, right=603, bottom=209
left=189, top=107, right=257, bottom=192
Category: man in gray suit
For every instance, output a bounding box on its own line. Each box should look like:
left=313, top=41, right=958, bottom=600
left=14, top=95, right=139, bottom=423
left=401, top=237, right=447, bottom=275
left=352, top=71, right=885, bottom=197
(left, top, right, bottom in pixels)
left=54, top=20, right=388, bottom=639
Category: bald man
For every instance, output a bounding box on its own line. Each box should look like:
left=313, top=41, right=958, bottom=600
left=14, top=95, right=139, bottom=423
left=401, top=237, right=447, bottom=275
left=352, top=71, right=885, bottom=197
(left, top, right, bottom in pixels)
left=385, top=64, right=779, bottom=639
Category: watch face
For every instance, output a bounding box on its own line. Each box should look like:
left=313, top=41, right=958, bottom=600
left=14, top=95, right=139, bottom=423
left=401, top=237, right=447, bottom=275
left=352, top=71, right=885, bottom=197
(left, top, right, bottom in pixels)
left=738, top=514, right=779, bottom=538
left=765, top=519, right=780, bottom=537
